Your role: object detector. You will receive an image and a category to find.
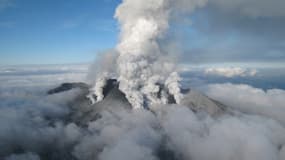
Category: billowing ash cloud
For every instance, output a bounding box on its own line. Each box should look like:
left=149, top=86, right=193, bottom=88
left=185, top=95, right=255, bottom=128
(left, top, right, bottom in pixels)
left=89, top=0, right=207, bottom=109
left=204, top=67, right=257, bottom=77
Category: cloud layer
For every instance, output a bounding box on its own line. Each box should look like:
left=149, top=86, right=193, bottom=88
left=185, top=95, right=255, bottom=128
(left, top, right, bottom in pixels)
left=1, top=65, right=285, bottom=160
left=206, top=83, right=285, bottom=125
left=204, top=67, right=257, bottom=77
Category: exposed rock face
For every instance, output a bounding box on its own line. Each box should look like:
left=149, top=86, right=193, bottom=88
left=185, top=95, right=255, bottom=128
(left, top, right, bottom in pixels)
left=48, top=80, right=229, bottom=125
left=47, top=83, right=89, bottom=95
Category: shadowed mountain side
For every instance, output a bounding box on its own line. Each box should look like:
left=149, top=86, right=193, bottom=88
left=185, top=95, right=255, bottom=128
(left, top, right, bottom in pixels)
left=47, top=83, right=89, bottom=95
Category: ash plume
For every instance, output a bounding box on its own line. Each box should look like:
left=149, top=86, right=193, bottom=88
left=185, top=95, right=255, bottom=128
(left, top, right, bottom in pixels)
left=89, top=0, right=207, bottom=109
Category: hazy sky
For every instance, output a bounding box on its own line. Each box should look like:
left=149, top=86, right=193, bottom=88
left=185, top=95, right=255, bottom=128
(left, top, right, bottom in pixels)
left=0, top=0, right=284, bottom=65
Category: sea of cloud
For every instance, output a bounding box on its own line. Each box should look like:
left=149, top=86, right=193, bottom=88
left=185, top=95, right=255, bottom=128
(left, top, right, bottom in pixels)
left=1, top=64, right=285, bottom=160
left=205, top=83, right=285, bottom=126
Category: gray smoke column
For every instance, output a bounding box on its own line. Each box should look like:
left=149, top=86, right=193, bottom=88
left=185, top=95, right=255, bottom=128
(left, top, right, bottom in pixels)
left=90, top=0, right=207, bottom=109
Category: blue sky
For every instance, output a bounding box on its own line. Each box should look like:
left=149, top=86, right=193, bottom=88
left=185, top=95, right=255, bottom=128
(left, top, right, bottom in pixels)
left=0, top=0, right=284, bottom=66
left=0, top=0, right=120, bottom=65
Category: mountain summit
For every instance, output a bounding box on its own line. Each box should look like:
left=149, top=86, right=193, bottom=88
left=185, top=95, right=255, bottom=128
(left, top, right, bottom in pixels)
left=48, top=79, right=228, bottom=126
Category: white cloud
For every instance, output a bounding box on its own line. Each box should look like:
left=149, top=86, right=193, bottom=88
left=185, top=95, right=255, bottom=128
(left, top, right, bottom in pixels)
left=1, top=64, right=285, bottom=160
left=72, top=102, right=285, bottom=160
left=0, top=64, right=88, bottom=87
left=204, top=67, right=257, bottom=77
left=157, top=105, right=285, bottom=160
left=205, top=83, right=285, bottom=125
left=0, top=64, right=87, bottom=158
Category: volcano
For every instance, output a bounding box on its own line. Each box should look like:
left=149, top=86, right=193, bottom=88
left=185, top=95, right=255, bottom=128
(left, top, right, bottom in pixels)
left=48, top=79, right=228, bottom=126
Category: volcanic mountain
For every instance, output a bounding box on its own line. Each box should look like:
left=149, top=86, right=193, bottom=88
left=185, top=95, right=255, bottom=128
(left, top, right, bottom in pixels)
left=48, top=79, right=229, bottom=126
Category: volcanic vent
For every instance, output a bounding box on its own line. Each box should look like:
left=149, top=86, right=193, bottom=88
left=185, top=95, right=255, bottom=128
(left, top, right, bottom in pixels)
left=87, top=78, right=179, bottom=109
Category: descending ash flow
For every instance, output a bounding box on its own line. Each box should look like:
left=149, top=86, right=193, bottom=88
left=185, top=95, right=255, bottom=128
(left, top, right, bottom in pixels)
left=89, top=0, right=207, bottom=109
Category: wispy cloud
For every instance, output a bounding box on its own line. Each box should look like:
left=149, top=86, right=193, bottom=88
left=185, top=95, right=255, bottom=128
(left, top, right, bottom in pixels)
left=204, top=67, right=257, bottom=78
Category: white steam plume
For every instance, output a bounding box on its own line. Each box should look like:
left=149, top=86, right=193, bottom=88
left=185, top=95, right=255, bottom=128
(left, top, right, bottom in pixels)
left=87, top=50, right=118, bottom=103
left=115, top=0, right=207, bottom=109
left=87, top=73, right=108, bottom=104
left=91, top=0, right=207, bottom=109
